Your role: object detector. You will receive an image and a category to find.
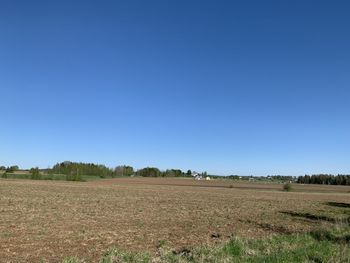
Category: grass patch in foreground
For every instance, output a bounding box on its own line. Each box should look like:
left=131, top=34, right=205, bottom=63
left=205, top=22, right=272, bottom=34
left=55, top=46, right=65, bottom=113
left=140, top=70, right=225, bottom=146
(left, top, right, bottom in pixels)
left=63, top=225, right=350, bottom=263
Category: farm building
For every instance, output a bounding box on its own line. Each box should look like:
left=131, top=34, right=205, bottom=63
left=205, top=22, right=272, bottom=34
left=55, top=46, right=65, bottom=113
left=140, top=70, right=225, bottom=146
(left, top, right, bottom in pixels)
left=192, top=172, right=210, bottom=180
left=192, top=172, right=202, bottom=180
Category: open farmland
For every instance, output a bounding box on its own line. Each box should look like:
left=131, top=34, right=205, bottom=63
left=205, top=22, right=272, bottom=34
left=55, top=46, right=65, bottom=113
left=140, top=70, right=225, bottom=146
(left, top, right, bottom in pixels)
left=0, top=178, right=349, bottom=262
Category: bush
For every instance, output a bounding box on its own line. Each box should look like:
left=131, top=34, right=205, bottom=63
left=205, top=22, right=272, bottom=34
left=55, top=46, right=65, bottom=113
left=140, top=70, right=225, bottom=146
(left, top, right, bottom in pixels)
left=283, top=182, right=293, bottom=192
left=30, top=167, right=41, bottom=180
left=66, top=173, right=83, bottom=181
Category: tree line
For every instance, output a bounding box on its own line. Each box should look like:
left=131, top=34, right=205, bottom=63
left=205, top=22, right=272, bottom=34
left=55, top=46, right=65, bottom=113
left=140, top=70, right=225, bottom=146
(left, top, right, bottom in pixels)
left=135, top=167, right=193, bottom=177
left=1, top=162, right=197, bottom=180
left=49, top=162, right=194, bottom=179
left=5, top=163, right=349, bottom=185
left=50, top=161, right=114, bottom=178
left=297, top=174, right=350, bottom=185
left=0, top=165, right=19, bottom=173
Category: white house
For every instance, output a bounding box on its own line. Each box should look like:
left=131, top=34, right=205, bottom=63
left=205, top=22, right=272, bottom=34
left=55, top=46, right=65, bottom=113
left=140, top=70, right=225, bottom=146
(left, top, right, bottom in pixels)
left=192, top=172, right=203, bottom=180
left=192, top=172, right=211, bottom=181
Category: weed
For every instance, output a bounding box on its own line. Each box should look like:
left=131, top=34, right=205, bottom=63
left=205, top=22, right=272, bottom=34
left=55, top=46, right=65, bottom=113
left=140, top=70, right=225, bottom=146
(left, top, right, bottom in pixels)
left=283, top=182, right=293, bottom=192
left=100, top=248, right=150, bottom=263
left=222, top=237, right=243, bottom=256
left=62, top=256, right=84, bottom=263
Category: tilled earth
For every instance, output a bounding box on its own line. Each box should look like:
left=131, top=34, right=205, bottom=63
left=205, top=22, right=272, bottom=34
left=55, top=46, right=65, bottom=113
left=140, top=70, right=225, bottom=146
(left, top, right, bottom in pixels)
left=0, top=178, right=349, bottom=262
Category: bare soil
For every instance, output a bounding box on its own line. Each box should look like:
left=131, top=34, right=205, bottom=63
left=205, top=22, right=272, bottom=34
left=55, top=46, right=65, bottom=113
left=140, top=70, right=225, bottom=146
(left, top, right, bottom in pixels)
left=0, top=177, right=349, bottom=262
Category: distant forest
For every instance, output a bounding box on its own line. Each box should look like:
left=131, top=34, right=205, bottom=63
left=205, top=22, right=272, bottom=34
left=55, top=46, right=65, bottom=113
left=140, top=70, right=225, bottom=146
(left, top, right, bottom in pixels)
left=297, top=174, right=350, bottom=186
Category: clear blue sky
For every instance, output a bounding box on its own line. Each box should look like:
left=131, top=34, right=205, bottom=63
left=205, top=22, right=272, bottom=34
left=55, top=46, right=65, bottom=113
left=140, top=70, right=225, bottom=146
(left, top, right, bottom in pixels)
left=1, top=0, right=349, bottom=175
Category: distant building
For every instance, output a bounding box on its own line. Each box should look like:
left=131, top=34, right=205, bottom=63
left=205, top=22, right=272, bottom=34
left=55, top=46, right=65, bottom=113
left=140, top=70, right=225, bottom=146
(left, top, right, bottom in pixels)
left=192, top=172, right=203, bottom=180
left=192, top=172, right=210, bottom=181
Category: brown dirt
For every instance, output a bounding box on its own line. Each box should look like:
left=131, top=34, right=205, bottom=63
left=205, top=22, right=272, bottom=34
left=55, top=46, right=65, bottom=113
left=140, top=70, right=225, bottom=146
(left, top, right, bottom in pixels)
left=0, top=177, right=349, bottom=262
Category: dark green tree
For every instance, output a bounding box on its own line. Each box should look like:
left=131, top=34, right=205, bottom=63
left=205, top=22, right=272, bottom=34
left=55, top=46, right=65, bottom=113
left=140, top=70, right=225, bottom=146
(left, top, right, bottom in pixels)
left=136, top=167, right=161, bottom=177
left=50, top=161, right=113, bottom=178
left=297, top=174, right=350, bottom=186
left=164, top=169, right=183, bottom=177
left=6, top=166, right=19, bottom=173
left=114, top=166, right=134, bottom=177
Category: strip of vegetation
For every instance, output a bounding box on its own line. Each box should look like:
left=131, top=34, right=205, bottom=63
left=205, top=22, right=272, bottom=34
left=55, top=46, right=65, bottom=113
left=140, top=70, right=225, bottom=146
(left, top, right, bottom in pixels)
left=0, top=162, right=198, bottom=182
left=62, top=225, right=350, bottom=263
left=2, top=163, right=350, bottom=185
left=297, top=174, right=350, bottom=185
left=50, top=162, right=194, bottom=178
left=1, top=172, right=101, bottom=182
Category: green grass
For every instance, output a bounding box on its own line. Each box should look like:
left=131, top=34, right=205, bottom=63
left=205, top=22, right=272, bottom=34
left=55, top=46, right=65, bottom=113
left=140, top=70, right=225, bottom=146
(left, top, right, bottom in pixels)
left=0, top=173, right=102, bottom=182
left=62, top=225, right=350, bottom=263
left=181, top=229, right=349, bottom=263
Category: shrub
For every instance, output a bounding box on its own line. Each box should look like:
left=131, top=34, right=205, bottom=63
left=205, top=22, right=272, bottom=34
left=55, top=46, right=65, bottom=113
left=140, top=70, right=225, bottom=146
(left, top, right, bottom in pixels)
left=66, top=173, right=83, bottom=181
left=30, top=167, right=41, bottom=180
left=283, top=182, right=293, bottom=192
